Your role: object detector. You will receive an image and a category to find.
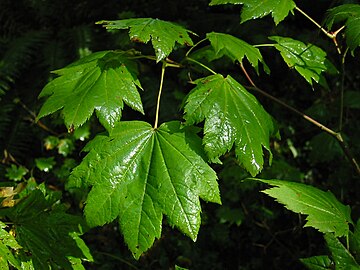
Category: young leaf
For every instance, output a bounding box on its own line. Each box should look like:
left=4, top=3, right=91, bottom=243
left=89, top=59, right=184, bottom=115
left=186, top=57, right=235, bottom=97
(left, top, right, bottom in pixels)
left=37, top=51, right=144, bottom=131
left=0, top=221, right=22, bottom=269
left=206, top=32, right=269, bottom=73
left=70, top=121, right=220, bottom=259
left=0, top=190, right=93, bottom=270
left=252, top=179, right=353, bottom=237
left=183, top=74, right=274, bottom=176
left=97, top=18, right=194, bottom=62
left=325, top=4, right=360, bottom=52
left=269, top=36, right=332, bottom=86
left=209, top=0, right=296, bottom=25
left=300, top=255, right=332, bottom=270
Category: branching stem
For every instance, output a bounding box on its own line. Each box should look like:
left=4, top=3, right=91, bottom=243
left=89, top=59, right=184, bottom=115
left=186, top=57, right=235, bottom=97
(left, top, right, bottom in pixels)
left=186, top=57, right=217, bottom=75
left=154, top=61, right=167, bottom=129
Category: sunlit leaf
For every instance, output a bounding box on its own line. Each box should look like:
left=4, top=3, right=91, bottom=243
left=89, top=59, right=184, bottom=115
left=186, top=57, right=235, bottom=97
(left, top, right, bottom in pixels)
left=183, top=74, right=274, bottom=176
left=35, top=157, right=56, bottom=172
left=97, top=18, right=194, bottom=62
left=300, top=255, right=332, bottom=270
left=70, top=121, right=220, bottom=259
left=37, top=51, right=144, bottom=130
left=5, top=165, right=28, bottom=181
left=0, top=221, right=22, bottom=269
left=252, top=179, right=353, bottom=237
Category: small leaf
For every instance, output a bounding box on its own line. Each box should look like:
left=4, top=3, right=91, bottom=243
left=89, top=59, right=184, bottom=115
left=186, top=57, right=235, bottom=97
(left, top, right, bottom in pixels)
left=183, top=74, right=275, bottom=176
left=70, top=121, right=220, bottom=259
left=206, top=32, right=269, bottom=73
left=300, top=255, right=332, bottom=270
left=252, top=179, right=353, bottom=237
left=97, top=18, right=194, bottom=62
left=35, top=157, right=56, bottom=172
left=57, top=139, right=74, bottom=157
left=325, top=4, right=360, bottom=52
left=325, top=233, right=359, bottom=269
left=5, top=165, right=28, bottom=181
left=209, top=0, right=296, bottom=25
left=269, top=36, right=332, bottom=86
left=0, top=221, right=22, bottom=269
left=37, top=51, right=144, bottom=130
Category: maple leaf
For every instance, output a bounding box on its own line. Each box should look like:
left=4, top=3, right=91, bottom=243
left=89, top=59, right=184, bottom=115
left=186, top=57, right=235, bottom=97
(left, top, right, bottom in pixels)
left=97, top=18, right=194, bottom=62
left=209, top=0, right=296, bottom=25
left=206, top=32, right=269, bottom=73
left=70, top=121, right=220, bottom=259
left=252, top=179, right=353, bottom=237
left=183, top=74, right=275, bottom=176
left=37, top=51, right=144, bottom=131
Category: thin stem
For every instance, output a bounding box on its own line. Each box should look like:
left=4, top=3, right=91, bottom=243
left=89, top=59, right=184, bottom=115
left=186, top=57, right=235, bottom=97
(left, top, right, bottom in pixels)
left=154, top=61, right=166, bottom=129
left=253, top=44, right=276, bottom=48
left=185, top=38, right=208, bottom=57
left=295, top=7, right=334, bottom=39
left=240, top=63, right=360, bottom=176
left=94, top=251, right=139, bottom=270
left=339, top=48, right=348, bottom=131
left=186, top=57, right=217, bottom=75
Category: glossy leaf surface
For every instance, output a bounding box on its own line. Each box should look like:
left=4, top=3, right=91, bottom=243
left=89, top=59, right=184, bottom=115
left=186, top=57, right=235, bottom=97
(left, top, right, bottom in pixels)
left=98, top=18, right=194, bottom=62
left=183, top=74, right=274, bottom=176
left=70, top=121, right=220, bottom=259
left=254, top=179, right=353, bottom=237
left=38, top=51, right=144, bottom=130
left=209, top=0, right=296, bottom=25
left=300, top=256, right=332, bottom=270
left=269, top=36, right=331, bottom=86
left=207, top=32, right=269, bottom=73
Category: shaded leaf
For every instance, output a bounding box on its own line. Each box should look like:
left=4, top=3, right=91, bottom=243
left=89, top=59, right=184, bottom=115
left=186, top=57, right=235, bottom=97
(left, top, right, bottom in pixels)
left=252, top=179, right=353, bottom=237
left=97, top=18, right=194, bottom=62
left=209, top=0, right=296, bottom=25
left=269, top=36, right=332, bottom=86
left=183, top=74, right=274, bottom=176
left=70, top=121, right=220, bottom=259
left=5, top=165, right=28, bottom=181
left=206, top=32, right=269, bottom=73
left=35, top=157, right=56, bottom=172
left=37, top=51, right=144, bottom=130
left=326, top=4, right=360, bottom=52
left=300, top=255, right=332, bottom=270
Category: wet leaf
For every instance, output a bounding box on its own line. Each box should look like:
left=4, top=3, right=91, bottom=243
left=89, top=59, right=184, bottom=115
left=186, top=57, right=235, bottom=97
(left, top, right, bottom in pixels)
left=35, top=157, right=56, bottom=172
left=5, top=165, right=28, bottom=181
left=300, top=255, right=332, bottom=270
left=183, top=74, right=274, bottom=176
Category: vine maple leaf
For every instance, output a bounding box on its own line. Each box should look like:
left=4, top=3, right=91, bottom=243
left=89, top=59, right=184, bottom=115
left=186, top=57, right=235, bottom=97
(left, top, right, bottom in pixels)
left=97, top=18, right=194, bottom=62
left=70, top=121, right=220, bottom=259
left=183, top=74, right=275, bottom=176
left=37, top=51, right=144, bottom=131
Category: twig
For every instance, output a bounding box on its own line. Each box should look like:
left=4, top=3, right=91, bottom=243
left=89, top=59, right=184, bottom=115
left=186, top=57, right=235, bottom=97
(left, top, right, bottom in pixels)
left=154, top=61, right=167, bottom=129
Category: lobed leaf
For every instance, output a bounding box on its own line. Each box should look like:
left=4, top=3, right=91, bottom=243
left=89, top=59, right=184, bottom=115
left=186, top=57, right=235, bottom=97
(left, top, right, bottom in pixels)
left=252, top=179, right=353, bottom=237
left=325, top=4, right=360, bottom=52
left=300, top=256, right=332, bottom=270
left=37, top=51, right=144, bottom=131
left=209, top=0, right=296, bottom=25
left=183, top=74, right=275, bottom=176
left=269, top=36, right=333, bottom=86
left=206, top=32, right=269, bottom=73
left=97, top=18, right=194, bottom=62
left=70, top=121, right=220, bottom=259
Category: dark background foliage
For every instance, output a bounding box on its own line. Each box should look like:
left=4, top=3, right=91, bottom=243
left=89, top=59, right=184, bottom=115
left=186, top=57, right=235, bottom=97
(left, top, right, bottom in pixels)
left=0, top=0, right=359, bottom=269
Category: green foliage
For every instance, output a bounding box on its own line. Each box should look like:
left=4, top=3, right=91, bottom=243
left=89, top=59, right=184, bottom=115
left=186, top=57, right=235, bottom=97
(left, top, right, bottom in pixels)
left=70, top=121, right=220, bottom=258
left=252, top=179, right=353, bottom=237
left=300, top=256, right=332, bottom=270
left=37, top=51, right=144, bottom=130
left=184, top=74, right=274, bottom=176
left=0, top=221, right=22, bottom=269
left=97, top=18, right=194, bottom=62
left=209, top=0, right=296, bottom=25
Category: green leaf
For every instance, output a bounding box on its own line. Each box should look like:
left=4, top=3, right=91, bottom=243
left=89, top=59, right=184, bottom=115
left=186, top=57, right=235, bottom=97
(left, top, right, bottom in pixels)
left=300, top=255, right=332, bottom=270
left=252, top=179, right=353, bottom=237
left=209, top=0, right=296, bottom=25
left=37, top=51, right=144, bottom=130
left=70, top=121, right=220, bottom=259
left=325, top=233, right=359, bottom=269
left=326, top=4, right=360, bottom=52
left=97, top=18, right=194, bottom=62
left=269, top=36, right=332, bottom=86
left=0, top=221, right=22, bottom=269
left=0, top=190, right=93, bottom=269
left=206, top=32, right=269, bottom=73
left=35, top=157, right=56, bottom=172
left=5, top=165, right=28, bottom=181
left=183, top=74, right=274, bottom=176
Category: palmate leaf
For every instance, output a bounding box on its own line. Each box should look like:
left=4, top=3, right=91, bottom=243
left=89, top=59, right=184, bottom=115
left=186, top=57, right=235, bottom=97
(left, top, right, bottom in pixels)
left=97, top=18, right=194, bottom=62
left=37, top=51, right=144, bottom=131
left=209, top=0, right=296, bottom=25
left=183, top=74, right=274, bottom=176
left=269, top=36, right=333, bottom=86
left=325, top=4, right=360, bottom=52
left=206, top=32, right=269, bottom=73
left=252, top=179, right=353, bottom=237
left=70, top=121, right=220, bottom=259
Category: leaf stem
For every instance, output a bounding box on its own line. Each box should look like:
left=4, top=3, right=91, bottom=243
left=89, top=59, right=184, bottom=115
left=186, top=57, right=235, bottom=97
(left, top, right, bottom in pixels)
left=339, top=48, right=348, bottom=131
left=186, top=57, right=217, bottom=75
left=240, top=64, right=360, bottom=176
left=185, top=38, right=208, bottom=57
left=154, top=61, right=167, bottom=129
left=253, top=44, right=276, bottom=48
